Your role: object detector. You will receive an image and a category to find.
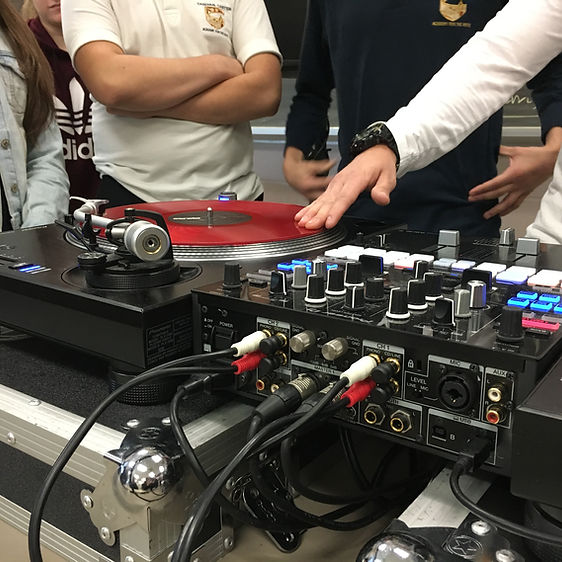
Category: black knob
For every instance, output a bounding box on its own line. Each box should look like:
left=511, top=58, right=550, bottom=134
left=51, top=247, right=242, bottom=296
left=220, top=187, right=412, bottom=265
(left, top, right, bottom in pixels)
left=344, top=286, right=365, bottom=311
left=270, top=270, right=287, bottom=296
left=413, top=260, right=430, bottom=279
left=407, top=279, right=427, bottom=310
left=359, top=254, right=384, bottom=277
left=312, top=258, right=327, bottom=279
left=386, top=287, right=410, bottom=320
left=305, top=274, right=326, bottom=305
left=370, top=382, right=395, bottom=404
left=424, top=272, right=443, bottom=301
left=326, top=267, right=346, bottom=297
left=223, top=262, right=241, bottom=290
left=344, top=261, right=364, bottom=286
left=497, top=305, right=524, bottom=343
left=365, top=277, right=385, bottom=302
left=432, top=297, right=455, bottom=326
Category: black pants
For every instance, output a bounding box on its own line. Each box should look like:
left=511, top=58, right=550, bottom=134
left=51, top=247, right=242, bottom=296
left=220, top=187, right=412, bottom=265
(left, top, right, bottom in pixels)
left=97, top=175, right=264, bottom=207
left=1, top=184, right=12, bottom=232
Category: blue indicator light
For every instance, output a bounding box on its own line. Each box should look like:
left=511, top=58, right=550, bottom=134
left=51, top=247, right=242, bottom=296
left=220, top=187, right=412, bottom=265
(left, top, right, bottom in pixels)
left=530, top=301, right=553, bottom=313
left=327, top=263, right=338, bottom=270
left=554, top=305, right=562, bottom=315
left=292, top=259, right=311, bottom=266
left=277, top=263, right=293, bottom=271
left=19, top=265, right=42, bottom=273
left=507, top=297, right=529, bottom=308
left=538, top=293, right=561, bottom=304
left=517, top=291, right=538, bottom=301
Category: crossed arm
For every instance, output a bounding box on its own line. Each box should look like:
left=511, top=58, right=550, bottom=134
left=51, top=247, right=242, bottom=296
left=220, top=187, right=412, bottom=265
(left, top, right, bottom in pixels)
left=74, top=41, right=281, bottom=124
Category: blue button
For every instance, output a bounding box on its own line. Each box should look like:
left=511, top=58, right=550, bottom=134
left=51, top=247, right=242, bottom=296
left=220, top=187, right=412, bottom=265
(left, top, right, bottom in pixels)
left=507, top=297, right=530, bottom=308
left=538, top=294, right=561, bottom=304
left=554, top=304, right=562, bottom=315
left=277, top=262, right=293, bottom=271
left=517, top=291, right=538, bottom=301
left=530, top=301, right=553, bottom=313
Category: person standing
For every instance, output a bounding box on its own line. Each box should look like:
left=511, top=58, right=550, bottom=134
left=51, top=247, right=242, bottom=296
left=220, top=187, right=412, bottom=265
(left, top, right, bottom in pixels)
left=0, top=0, right=68, bottom=230
left=22, top=0, right=99, bottom=200
left=286, top=0, right=562, bottom=237
left=61, top=0, right=282, bottom=207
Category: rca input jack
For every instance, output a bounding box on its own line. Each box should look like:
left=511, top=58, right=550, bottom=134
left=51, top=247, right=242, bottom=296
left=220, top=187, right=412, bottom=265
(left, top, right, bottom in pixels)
left=388, top=377, right=400, bottom=396
left=487, top=384, right=506, bottom=403
left=270, top=380, right=284, bottom=394
left=384, top=357, right=402, bottom=374
left=255, top=378, right=269, bottom=392
left=389, top=410, right=413, bottom=434
left=363, top=404, right=385, bottom=425
left=486, top=405, right=506, bottom=425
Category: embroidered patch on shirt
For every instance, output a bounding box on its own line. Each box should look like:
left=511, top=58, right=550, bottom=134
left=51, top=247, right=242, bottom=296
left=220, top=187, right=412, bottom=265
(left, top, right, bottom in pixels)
left=433, top=0, right=471, bottom=28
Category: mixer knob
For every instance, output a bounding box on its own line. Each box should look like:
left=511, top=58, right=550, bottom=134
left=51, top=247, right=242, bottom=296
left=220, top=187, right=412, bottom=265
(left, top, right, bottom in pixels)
left=291, top=264, right=308, bottom=290
left=413, top=260, right=430, bottom=279
left=407, top=279, right=427, bottom=311
left=432, top=297, right=455, bottom=326
left=454, top=288, right=471, bottom=318
left=326, top=267, right=346, bottom=297
left=344, top=285, right=365, bottom=312
left=468, top=280, right=487, bottom=309
left=222, top=262, right=241, bottom=290
left=359, top=254, right=384, bottom=277
left=321, top=337, right=349, bottom=361
left=270, top=270, right=287, bottom=296
left=289, top=330, right=316, bottom=354
left=497, top=305, right=525, bottom=343
left=304, top=274, right=326, bottom=306
left=424, top=272, right=443, bottom=301
left=386, top=287, right=410, bottom=320
left=344, top=261, right=364, bottom=287
left=365, top=277, right=385, bottom=302
left=312, top=258, right=328, bottom=279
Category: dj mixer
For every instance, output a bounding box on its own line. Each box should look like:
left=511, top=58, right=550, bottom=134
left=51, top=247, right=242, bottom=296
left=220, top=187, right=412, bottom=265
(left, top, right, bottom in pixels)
left=193, top=226, right=562, bottom=476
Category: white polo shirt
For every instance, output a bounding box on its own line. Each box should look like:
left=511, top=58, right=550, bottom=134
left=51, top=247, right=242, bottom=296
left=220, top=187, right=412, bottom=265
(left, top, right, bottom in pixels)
left=61, top=0, right=281, bottom=202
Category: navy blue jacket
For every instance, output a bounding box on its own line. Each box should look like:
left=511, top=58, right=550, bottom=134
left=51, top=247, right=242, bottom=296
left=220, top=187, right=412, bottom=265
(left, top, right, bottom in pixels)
left=285, top=0, right=562, bottom=236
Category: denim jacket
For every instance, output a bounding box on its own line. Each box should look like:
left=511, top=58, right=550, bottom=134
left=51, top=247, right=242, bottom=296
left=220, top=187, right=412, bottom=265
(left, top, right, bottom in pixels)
left=0, top=30, right=68, bottom=230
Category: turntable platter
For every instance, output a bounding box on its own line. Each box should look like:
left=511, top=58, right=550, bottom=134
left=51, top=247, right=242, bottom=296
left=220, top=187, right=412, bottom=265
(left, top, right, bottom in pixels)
left=96, top=201, right=347, bottom=262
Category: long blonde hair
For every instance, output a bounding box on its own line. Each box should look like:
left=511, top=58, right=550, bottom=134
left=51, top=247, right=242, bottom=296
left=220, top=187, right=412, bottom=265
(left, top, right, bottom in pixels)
left=21, top=0, right=37, bottom=21
left=1, top=0, right=54, bottom=147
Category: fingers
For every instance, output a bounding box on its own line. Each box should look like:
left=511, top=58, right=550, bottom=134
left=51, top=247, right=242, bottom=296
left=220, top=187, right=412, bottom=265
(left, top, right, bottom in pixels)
left=482, top=193, right=523, bottom=219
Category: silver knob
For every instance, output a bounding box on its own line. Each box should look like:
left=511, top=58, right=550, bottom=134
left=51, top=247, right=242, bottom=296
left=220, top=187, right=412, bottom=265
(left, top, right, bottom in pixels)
left=321, top=337, right=348, bottom=361
left=468, top=280, right=487, bottom=309
left=454, top=288, right=471, bottom=318
left=499, top=227, right=515, bottom=246
left=289, top=330, right=316, bottom=354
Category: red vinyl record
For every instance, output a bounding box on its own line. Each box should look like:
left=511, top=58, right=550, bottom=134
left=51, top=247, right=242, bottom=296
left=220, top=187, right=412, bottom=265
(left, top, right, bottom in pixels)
left=104, top=200, right=321, bottom=246
left=101, top=200, right=347, bottom=261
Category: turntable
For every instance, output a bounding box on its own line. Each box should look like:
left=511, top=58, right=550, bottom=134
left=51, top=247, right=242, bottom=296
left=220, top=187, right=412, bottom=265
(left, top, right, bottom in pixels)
left=0, top=199, right=349, bottom=400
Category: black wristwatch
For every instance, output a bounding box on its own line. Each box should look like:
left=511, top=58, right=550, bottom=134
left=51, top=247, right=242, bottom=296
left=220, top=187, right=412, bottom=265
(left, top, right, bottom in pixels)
left=349, top=121, right=400, bottom=170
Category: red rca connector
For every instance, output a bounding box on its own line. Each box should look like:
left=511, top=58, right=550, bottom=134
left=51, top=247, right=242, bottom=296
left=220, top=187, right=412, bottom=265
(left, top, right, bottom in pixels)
left=341, top=378, right=377, bottom=408
left=231, top=351, right=266, bottom=375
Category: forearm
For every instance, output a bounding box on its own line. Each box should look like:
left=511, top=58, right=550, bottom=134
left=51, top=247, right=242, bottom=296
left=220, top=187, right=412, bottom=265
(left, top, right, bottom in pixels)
left=75, top=43, right=242, bottom=112
left=388, top=0, right=562, bottom=176
left=156, top=54, right=281, bottom=124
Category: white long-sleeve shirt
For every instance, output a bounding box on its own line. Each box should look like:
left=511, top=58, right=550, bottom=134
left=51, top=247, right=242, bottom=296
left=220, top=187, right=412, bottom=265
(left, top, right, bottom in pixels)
left=386, top=0, right=562, bottom=244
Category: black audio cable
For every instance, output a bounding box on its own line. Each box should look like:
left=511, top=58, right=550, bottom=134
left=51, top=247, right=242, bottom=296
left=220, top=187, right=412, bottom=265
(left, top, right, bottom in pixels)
left=28, top=348, right=237, bottom=562
left=170, top=377, right=302, bottom=534
left=172, top=379, right=351, bottom=561
left=450, top=437, right=562, bottom=547
left=339, top=427, right=371, bottom=490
